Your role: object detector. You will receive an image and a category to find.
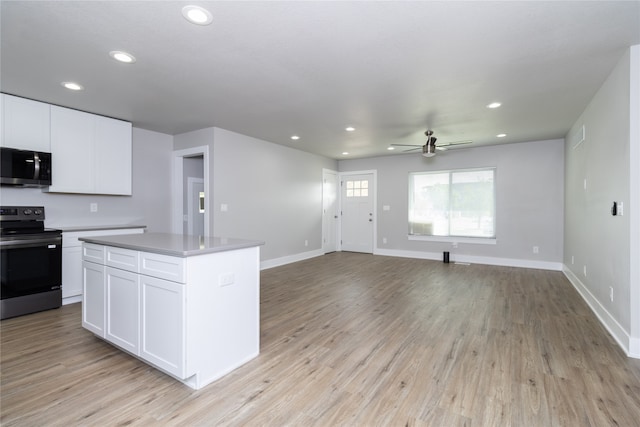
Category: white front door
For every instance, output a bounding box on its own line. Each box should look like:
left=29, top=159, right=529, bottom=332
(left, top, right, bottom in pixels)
left=322, top=169, right=339, bottom=253
left=341, top=173, right=374, bottom=253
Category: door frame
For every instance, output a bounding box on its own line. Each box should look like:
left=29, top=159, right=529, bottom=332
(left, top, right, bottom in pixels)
left=187, top=177, right=205, bottom=235
left=322, top=168, right=339, bottom=253
left=172, top=146, right=210, bottom=236
left=338, top=169, right=377, bottom=253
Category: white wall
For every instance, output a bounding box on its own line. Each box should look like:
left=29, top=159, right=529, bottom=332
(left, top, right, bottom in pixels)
left=0, top=127, right=174, bottom=232
left=339, top=139, right=565, bottom=270
left=174, top=126, right=337, bottom=264
left=564, top=45, right=640, bottom=357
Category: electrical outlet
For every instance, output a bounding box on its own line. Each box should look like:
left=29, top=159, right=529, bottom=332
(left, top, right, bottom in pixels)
left=533, top=246, right=539, bottom=254
left=219, top=273, right=234, bottom=287
left=382, top=237, right=388, bottom=244
left=452, top=242, right=458, bottom=249
left=220, top=203, right=228, bottom=212
left=90, top=203, right=98, bottom=213
left=609, top=286, right=614, bottom=302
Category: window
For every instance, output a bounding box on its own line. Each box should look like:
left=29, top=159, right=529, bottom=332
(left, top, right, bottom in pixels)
left=408, top=168, right=495, bottom=238
left=345, top=180, right=368, bottom=197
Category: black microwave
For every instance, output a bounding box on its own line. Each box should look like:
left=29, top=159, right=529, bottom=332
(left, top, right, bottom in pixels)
left=0, top=147, right=52, bottom=187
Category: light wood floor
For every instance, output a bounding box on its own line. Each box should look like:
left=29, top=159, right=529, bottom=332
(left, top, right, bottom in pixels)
left=2, top=253, right=640, bottom=426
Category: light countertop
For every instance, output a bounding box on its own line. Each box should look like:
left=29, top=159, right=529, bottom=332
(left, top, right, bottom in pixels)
left=59, top=224, right=147, bottom=232
left=79, top=232, right=264, bottom=257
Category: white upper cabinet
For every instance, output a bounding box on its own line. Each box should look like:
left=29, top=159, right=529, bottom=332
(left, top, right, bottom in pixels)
left=94, top=114, right=132, bottom=195
left=1, top=94, right=51, bottom=152
left=49, top=105, right=132, bottom=195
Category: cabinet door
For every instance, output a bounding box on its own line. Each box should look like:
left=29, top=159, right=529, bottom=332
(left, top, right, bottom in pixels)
left=105, top=267, right=140, bottom=355
left=49, top=106, right=95, bottom=193
left=1, top=94, right=51, bottom=151
left=62, top=246, right=83, bottom=298
left=140, top=275, right=186, bottom=378
left=82, top=261, right=106, bottom=337
left=94, top=115, right=132, bottom=195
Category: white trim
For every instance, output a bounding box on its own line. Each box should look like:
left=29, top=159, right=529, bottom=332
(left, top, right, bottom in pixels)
left=172, top=146, right=210, bottom=236
left=374, top=248, right=562, bottom=271
left=563, top=265, right=637, bottom=358
left=260, top=249, right=324, bottom=270
left=62, top=295, right=82, bottom=305
left=408, top=235, right=497, bottom=245
left=629, top=44, right=640, bottom=359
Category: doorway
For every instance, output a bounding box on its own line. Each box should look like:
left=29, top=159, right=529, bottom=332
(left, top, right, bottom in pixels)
left=172, top=146, right=210, bottom=236
left=340, top=171, right=376, bottom=253
left=322, top=169, right=339, bottom=253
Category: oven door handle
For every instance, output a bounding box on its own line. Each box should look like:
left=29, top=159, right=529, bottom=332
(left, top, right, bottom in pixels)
left=0, top=238, right=61, bottom=249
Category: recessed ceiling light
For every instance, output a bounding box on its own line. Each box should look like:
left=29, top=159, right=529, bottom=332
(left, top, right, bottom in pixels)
left=497, top=133, right=507, bottom=138
left=182, top=5, right=213, bottom=25
left=387, top=146, right=395, bottom=150
left=345, top=126, right=355, bottom=132
left=342, top=152, right=349, bottom=155
left=109, top=50, right=136, bottom=63
left=487, top=102, right=502, bottom=109
left=61, top=82, right=84, bottom=91
left=290, top=135, right=300, bottom=140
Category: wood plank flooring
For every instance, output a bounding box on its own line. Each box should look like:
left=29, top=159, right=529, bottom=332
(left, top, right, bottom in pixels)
left=2, top=252, right=640, bottom=426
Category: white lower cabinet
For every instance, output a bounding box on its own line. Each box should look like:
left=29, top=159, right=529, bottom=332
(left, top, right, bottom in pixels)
left=105, top=267, right=140, bottom=355
left=62, top=228, right=144, bottom=301
left=82, top=261, right=106, bottom=337
left=82, top=244, right=187, bottom=377
left=63, top=246, right=83, bottom=299
left=140, top=275, right=185, bottom=377
left=82, top=241, right=260, bottom=390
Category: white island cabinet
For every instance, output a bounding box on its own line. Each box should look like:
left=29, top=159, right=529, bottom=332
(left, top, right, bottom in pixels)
left=80, top=233, right=263, bottom=390
left=62, top=226, right=145, bottom=303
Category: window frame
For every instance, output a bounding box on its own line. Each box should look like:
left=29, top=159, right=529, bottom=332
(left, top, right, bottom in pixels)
left=408, top=167, right=497, bottom=244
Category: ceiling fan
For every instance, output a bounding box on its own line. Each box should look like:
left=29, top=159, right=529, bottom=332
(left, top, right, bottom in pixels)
left=392, top=130, right=472, bottom=157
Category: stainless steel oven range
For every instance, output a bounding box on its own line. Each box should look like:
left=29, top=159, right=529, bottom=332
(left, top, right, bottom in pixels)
left=0, top=206, right=62, bottom=320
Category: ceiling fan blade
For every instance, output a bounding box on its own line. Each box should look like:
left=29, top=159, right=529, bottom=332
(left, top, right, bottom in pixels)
left=403, top=147, right=422, bottom=152
left=391, top=143, right=423, bottom=147
left=437, top=139, right=473, bottom=147
left=436, top=146, right=447, bottom=151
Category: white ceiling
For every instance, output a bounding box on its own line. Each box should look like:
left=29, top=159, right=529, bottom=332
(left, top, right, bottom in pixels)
left=1, top=1, right=638, bottom=159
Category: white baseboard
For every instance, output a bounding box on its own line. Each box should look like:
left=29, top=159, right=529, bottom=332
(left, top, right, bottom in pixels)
left=63, top=295, right=82, bottom=305
left=374, top=248, right=563, bottom=271
left=562, top=265, right=637, bottom=359
left=260, top=248, right=324, bottom=270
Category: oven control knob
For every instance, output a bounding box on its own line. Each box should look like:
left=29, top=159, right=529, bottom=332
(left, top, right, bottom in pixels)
left=34, top=209, right=43, bottom=216
left=23, top=209, right=33, bottom=215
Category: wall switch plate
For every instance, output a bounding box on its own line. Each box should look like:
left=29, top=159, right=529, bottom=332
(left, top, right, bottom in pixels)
left=533, top=246, right=539, bottom=254
left=383, top=205, right=390, bottom=211
left=609, top=286, right=614, bottom=302
left=220, top=203, right=228, bottom=212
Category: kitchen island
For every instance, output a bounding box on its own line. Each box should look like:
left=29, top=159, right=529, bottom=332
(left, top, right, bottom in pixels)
left=79, top=233, right=264, bottom=390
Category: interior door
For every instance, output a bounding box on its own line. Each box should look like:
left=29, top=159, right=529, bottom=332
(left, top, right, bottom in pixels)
left=341, top=173, right=374, bottom=253
left=323, top=170, right=339, bottom=253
